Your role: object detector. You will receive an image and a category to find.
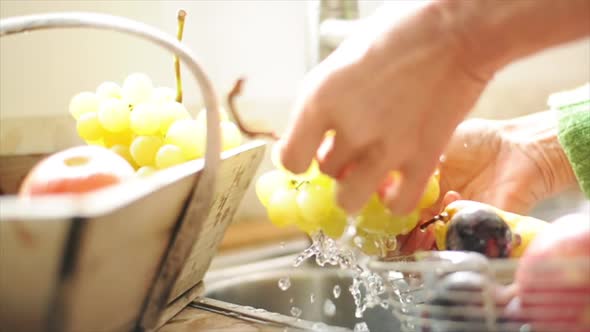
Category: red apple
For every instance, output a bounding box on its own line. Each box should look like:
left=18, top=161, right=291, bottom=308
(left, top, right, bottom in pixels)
left=515, top=214, right=590, bottom=331
left=19, top=145, right=134, bottom=196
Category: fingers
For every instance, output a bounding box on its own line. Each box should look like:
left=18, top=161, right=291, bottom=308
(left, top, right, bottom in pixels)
left=280, top=105, right=329, bottom=174
left=442, top=190, right=462, bottom=206
left=335, top=145, right=392, bottom=214
left=384, top=162, right=436, bottom=215
left=318, top=133, right=361, bottom=179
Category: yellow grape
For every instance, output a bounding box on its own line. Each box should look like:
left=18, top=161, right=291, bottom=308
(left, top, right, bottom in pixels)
left=98, top=98, right=130, bottom=132
left=69, top=91, right=99, bottom=120
left=131, top=102, right=160, bottom=135
left=155, top=144, right=187, bottom=169
left=353, top=228, right=382, bottom=256
left=77, top=112, right=106, bottom=141
left=150, top=87, right=176, bottom=104
left=130, top=136, right=163, bottom=167
left=384, top=210, right=420, bottom=236
left=96, top=81, right=122, bottom=99
left=267, top=187, right=301, bottom=227
left=270, top=143, right=320, bottom=181
left=255, top=170, right=292, bottom=207
left=111, top=144, right=138, bottom=169
left=357, top=194, right=420, bottom=236
left=196, top=107, right=229, bottom=123
left=103, top=129, right=134, bottom=148
left=165, top=119, right=205, bottom=159
left=136, top=166, right=156, bottom=177
left=221, top=121, right=242, bottom=151
left=159, top=101, right=191, bottom=135
left=122, top=73, right=153, bottom=105
left=319, top=210, right=348, bottom=239
left=417, top=173, right=440, bottom=209
left=86, top=139, right=105, bottom=147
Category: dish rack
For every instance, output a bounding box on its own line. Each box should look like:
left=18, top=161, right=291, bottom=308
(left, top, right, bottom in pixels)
left=367, top=251, right=590, bottom=332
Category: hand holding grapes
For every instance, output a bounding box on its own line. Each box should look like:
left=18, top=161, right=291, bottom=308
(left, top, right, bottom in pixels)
left=396, top=111, right=578, bottom=255
left=279, top=0, right=590, bottom=217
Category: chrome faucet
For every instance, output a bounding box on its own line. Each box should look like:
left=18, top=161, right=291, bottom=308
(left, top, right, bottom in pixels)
left=306, top=0, right=360, bottom=69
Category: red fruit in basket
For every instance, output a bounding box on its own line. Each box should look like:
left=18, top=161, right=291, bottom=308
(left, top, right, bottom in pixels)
left=515, top=215, right=590, bottom=331
left=19, top=145, right=134, bottom=196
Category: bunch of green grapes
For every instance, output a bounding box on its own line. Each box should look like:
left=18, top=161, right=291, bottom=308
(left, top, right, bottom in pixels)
left=255, top=146, right=441, bottom=257
left=69, top=73, right=243, bottom=176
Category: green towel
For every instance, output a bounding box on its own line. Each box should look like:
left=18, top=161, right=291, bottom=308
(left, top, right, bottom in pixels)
left=549, top=83, right=590, bottom=198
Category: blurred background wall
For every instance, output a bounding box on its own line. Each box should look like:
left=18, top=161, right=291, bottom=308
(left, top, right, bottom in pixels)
left=1, top=0, right=588, bottom=221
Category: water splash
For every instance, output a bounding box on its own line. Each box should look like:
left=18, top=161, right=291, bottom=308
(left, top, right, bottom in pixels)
left=278, top=277, right=291, bottom=291
left=310, top=293, right=316, bottom=304
left=311, top=322, right=328, bottom=331
left=333, top=284, right=341, bottom=299
left=323, top=298, right=336, bottom=317
left=353, top=322, right=370, bottom=332
left=290, top=306, right=302, bottom=318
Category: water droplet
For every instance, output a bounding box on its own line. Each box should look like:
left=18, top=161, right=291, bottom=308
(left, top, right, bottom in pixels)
left=333, top=284, right=341, bottom=299
left=310, top=293, right=315, bottom=303
left=311, top=322, right=328, bottom=331
left=290, top=306, right=302, bottom=318
left=323, top=299, right=336, bottom=316
left=439, top=154, right=447, bottom=163
left=278, top=277, right=291, bottom=291
left=463, top=143, right=468, bottom=148
left=353, top=322, right=370, bottom=332
left=353, top=236, right=364, bottom=248
left=280, top=241, right=285, bottom=248
left=289, top=297, right=294, bottom=304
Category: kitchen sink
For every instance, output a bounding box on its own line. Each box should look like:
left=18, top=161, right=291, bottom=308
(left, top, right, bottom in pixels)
left=195, top=189, right=588, bottom=331
left=198, top=254, right=401, bottom=331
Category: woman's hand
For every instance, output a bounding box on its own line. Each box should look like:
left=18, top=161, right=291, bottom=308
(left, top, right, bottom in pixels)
left=279, top=1, right=489, bottom=215
left=396, top=111, right=578, bottom=255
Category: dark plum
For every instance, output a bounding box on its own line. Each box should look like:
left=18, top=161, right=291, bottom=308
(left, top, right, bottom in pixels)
left=445, top=207, right=513, bottom=258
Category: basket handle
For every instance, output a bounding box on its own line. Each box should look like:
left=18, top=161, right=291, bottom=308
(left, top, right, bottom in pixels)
left=1, top=12, right=221, bottom=330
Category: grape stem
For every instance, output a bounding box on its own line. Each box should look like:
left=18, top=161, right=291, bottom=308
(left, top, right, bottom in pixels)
left=174, top=9, right=186, bottom=103
left=419, top=211, right=449, bottom=230
left=227, top=77, right=280, bottom=140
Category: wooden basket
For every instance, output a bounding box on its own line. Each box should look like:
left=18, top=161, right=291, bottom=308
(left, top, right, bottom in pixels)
left=0, top=12, right=266, bottom=332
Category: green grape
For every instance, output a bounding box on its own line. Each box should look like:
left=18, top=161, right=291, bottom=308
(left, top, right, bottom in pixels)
left=69, top=91, right=99, bottom=120
left=98, top=98, right=130, bottom=132
left=417, top=173, right=440, bottom=209
left=136, top=166, right=156, bottom=177
left=130, top=135, right=163, bottom=167
left=270, top=143, right=320, bottom=181
left=122, top=73, right=153, bottom=105
left=103, top=129, right=134, bottom=148
left=96, top=81, right=122, bottom=99
left=357, top=194, right=420, bottom=236
left=111, top=144, right=138, bottom=169
left=267, top=187, right=301, bottom=227
left=159, top=101, right=191, bottom=135
left=155, top=144, right=187, bottom=169
left=221, top=121, right=242, bottom=151
left=356, top=195, right=393, bottom=234
left=165, top=119, right=205, bottom=159
left=296, top=181, right=335, bottom=223
left=319, top=210, right=348, bottom=239
left=255, top=170, right=292, bottom=207
left=353, top=228, right=383, bottom=256
left=131, top=102, right=160, bottom=135
left=196, top=107, right=230, bottom=124
left=150, top=87, right=176, bottom=104
left=86, top=139, right=105, bottom=147
left=76, top=112, right=106, bottom=141
left=384, top=210, right=420, bottom=236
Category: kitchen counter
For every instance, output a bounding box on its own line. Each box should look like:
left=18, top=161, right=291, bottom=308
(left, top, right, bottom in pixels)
left=159, top=306, right=285, bottom=332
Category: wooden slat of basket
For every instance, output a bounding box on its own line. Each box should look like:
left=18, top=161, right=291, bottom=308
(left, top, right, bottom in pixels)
left=0, top=218, right=70, bottom=332
left=139, top=141, right=266, bottom=331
